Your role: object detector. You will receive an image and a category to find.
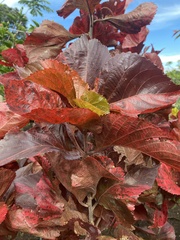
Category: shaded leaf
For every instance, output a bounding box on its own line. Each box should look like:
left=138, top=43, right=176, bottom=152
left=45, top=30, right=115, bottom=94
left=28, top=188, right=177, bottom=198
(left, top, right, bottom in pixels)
left=95, top=113, right=180, bottom=171
left=102, top=3, right=157, bottom=34
left=110, top=91, right=180, bottom=117
left=0, top=130, right=59, bottom=166
left=0, top=168, right=15, bottom=197
left=74, top=90, right=110, bottom=116
left=156, top=163, right=180, bottom=195
left=0, top=203, right=8, bottom=224
left=0, top=71, right=20, bottom=86
left=57, top=0, right=101, bottom=18
left=45, top=153, right=118, bottom=204
left=98, top=52, right=180, bottom=103
left=24, top=20, right=77, bottom=63
left=61, top=35, right=110, bottom=88
left=0, top=102, right=29, bottom=139
left=4, top=79, right=62, bottom=115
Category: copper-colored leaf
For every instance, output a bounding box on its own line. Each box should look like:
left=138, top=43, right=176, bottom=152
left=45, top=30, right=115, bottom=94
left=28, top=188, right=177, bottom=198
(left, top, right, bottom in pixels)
left=102, top=2, right=157, bottom=34
left=4, top=79, right=62, bottom=115
left=25, top=62, right=76, bottom=104
left=0, top=102, right=29, bottom=139
left=98, top=52, right=180, bottom=103
left=0, top=168, right=15, bottom=197
left=23, top=107, right=99, bottom=126
left=110, top=91, right=180, bottom=117
left=24, top=20, right=76, bottom=63
left=95, top=113, right=180, bottom=171
left=57, top=0, right=101, bottom=18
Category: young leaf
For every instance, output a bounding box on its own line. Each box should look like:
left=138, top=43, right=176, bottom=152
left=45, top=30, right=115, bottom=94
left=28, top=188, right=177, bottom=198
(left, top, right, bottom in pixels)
left=74, top=90, right=110, bottom=116
left=95, top=113, right=180, bottom=171
left=57, top=0, right=101, bottom=18
left=24, top=20, right=77, bottom=62
left=61, top=35, right=110, bottom=89
left=98, top=52, right=180, bottom=103
left=101, top=2, right=157, bottom=34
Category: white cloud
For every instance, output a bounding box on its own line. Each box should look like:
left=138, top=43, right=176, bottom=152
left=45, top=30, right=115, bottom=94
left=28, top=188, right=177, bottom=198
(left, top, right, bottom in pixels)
left=153, top=5, right=180, bottom=24
left=159, top=54, right=180, bottom=69
left=3, top=0, right=19, bottom=7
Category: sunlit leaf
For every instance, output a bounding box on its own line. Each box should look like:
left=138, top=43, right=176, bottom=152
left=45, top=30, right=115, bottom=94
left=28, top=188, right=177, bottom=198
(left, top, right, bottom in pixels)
left=74, top=91, right=110, bottom=116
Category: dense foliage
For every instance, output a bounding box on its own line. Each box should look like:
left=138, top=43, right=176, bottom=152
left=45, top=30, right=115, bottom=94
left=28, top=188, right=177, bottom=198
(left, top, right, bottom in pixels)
left=0, top=0, right=180, bottom=239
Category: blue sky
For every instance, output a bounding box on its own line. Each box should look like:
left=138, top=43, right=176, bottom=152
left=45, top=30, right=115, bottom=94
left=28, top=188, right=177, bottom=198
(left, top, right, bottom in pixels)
left=4, top=0, right=180, bottom=68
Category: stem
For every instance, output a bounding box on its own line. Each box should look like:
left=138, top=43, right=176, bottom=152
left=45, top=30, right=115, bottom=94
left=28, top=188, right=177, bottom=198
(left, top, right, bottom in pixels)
left=85, top=0, right=93, bottom=39
left=87, top=193, right=94, bottom=224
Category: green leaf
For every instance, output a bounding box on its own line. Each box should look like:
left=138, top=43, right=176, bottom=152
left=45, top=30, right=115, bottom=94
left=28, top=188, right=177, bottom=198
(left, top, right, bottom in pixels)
left=74, top=91, right=110, bottom=116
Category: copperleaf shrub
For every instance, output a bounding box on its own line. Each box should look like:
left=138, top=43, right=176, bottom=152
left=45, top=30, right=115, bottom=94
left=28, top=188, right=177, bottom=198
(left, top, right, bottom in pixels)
left=0, top=0, right=180, bottom=239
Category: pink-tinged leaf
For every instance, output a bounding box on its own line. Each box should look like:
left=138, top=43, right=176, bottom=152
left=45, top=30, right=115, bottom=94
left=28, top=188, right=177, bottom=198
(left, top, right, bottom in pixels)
left=0, top=168, right=15, bottom=197
left=23, top=107, right=99, bottom=126
left=0, top=102, right=29, bottom=139
left=0, top=124, right=82, bottom=166
left=0, top=71, right=20, bottom=86
left=98, top=52, right=180, bottom=103
left=61, top=35, right=110, bottom=89
left=0, top=131, right=59, bottom=166
left=16, top=62, right=44, bottom=79
left=156, top=163, right=180, bottom=195
left=1, top=44, right=28, bottom=67
left=110, top=91, right=180, bottom=117
left=7, top=207, right=61, bottom=239
left=102, top=3, right=157, bottom=34
left=57, top=0, right=101, bottom=18
left=45, top=153, right=118, bottom=204
left=4, top=79, right=62, bottom=115
left=0, top=203, right=8, bottom=224
left=24, top=20, right=77, bottom=63
left=122, top=26, right=149, bottom=49
left=151, top=205, right=168, bottom=228
left=95, top=113, right=180, bottom=171
left=25, top=62, right=76, bottom=104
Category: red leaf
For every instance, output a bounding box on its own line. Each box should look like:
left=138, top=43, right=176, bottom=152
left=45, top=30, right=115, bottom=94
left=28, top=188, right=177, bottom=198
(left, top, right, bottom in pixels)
left=144, top=52, right=164, bottom=71
left=95, top=113, right=180, bottom=171
left=4, top=79, right=62, bottom=115
left=122, top=26, right=149, bottom=49
left=1, top=44, right=28, bottom=67
left=25, top=62, right=76, bottom=103
left=0, top=71, right=20, bottom=86
left=0, top=203, right=8, bottom=224
left=45, top=153, right=118, bottom=203
left=156, top=163, right=180, bottom=195
left=110, top=91, right=180, bottom=117
left=103, top=3, right=157, bottom=34
left=98, top=52, right=180, bottom=103
left=61, top=35, right=110, bottom=89
left=24, top=107, right=99, bottom=125
left=0, top=168, right=15, bottom=197
left=24, top=20, right=76, bottom=63
left=57, top=0, right=101, bottom=18
left=0, top=102, right=29, bottom=139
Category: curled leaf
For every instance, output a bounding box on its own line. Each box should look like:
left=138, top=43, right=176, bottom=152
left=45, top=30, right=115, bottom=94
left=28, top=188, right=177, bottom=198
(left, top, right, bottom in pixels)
left=101, top=2, right=157, bottom=34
